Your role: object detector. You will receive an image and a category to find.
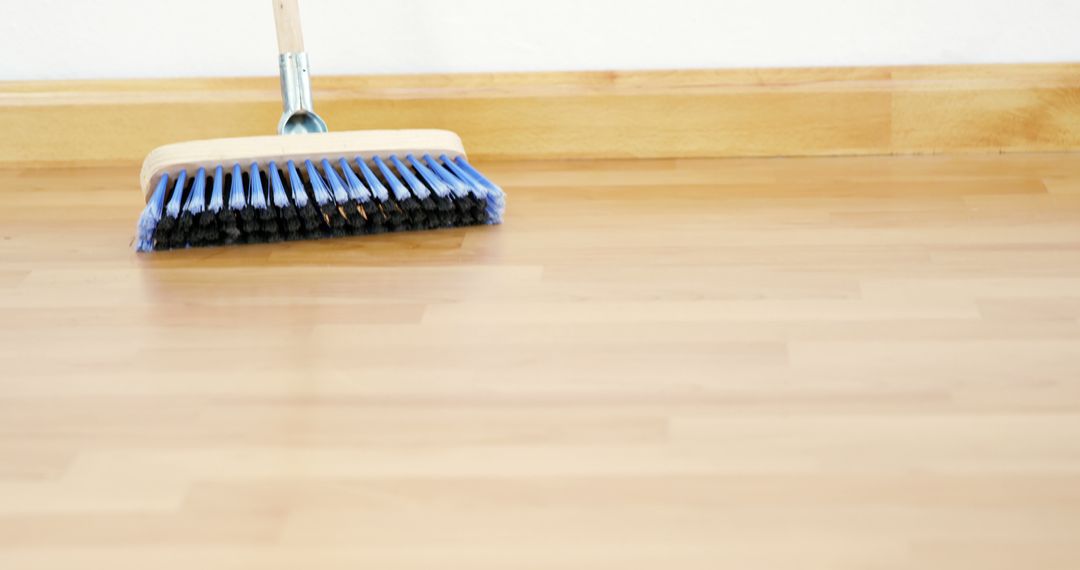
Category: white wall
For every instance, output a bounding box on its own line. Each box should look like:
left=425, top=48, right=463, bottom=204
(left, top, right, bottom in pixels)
left=3, top=0, right=1078, bottom=80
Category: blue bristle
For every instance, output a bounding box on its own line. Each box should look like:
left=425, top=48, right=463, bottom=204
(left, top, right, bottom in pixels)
left=304, top=159, right=334, bottom=205
left=164, top=169, right=188, bottom=218
left=406, top=154, right=451, bottom=198
left=454, top=157, right=503, bottom=195
left=268, top=161, right=290, bottom=207
left=249, top=163, right=267, bottom=209
left=368, top=157, right=402, bottom=202
left=135, top=174, right=169, bottom=252
left=320, top=159, right=351, bottom=203
left=453, top=157, right=505, bottom=224
left=184, top=167, right=207, bottom=214
left=389, top=155, right=432, bottom=200
left=338, top=158, right=372, bottom=202
left=228, top=164, right=246, bottom=210
left=423, top=154, right=471, bottom=198
left=440, top=154, right=487, bottom=199
left=141, top=174, right=169, bottom=224
left=286, top=160, right=309, bottom=207
left=207, top=166, right=224, bottom=212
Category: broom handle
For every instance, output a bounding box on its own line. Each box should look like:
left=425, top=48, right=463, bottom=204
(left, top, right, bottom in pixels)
left=273, top=0, right=305, bottom=54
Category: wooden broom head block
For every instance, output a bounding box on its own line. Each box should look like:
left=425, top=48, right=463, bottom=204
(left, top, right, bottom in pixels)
left=139, top=129, right=468, bottom=201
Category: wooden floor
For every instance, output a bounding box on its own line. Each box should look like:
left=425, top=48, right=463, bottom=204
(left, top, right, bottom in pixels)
left=1, top=153, right=1080, bottom=569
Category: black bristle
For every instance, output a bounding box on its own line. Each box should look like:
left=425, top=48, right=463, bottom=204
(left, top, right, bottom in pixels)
left=394, top=197, right=426, bottom=229
left=462, top=195, right=485, bottom=225
left=417, top=197, right=441, bottom=229
left=190, top=211, right=216, bottom=245
left=153, top=215, right=175, bottom=248
left=239, top=206, right=259, bottom=233
left=258, top=208, right=278, bottom=233
left=279, top=205, right=301, bottom=232
left=336, top=199, right=367, bottom=234
left=217, top=210, right=241, bottom=244
left=379, top=197, right=406, bottom=229
left=299, top=209, right=321, bottom=231
left=358, top=201, right=385, bottom=234
left=432, top=197, right=455, bottom=227
left=319, top=202, right=347, bottom=229
left=433, top=196, right=454, bottom=212
left=174, top=213, right=194, bottom=247
left=297, top=202, right=324, bottom=238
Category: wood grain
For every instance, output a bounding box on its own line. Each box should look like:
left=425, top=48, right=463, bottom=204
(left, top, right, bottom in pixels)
left=2, top=153, right=1080, bottom=568
left=3, top=64, right=1080, bottom=164
left=272, top=0, right=305, bottom=54
left=137, top=129, right=466, bottom=198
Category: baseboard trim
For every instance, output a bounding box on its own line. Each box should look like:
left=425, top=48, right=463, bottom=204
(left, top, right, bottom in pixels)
left=3, top=63, right=1080, bottom=163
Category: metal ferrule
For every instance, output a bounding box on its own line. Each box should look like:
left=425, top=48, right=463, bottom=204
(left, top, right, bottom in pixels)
left=277, top=52, right=328, bottom=135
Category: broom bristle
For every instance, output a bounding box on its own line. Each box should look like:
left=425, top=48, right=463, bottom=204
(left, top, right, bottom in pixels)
left=135, top=154, right=504, bottom=252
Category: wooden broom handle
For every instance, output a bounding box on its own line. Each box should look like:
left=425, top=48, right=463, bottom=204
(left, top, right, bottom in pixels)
left=273, top=0, right=305, bottom=53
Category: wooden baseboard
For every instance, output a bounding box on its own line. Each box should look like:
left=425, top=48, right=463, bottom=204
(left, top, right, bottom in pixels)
left=2, top=63, right=1080, bottom=164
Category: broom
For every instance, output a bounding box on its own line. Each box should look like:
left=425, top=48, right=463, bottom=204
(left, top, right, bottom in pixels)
left=135, top=0, right=505, bottom=252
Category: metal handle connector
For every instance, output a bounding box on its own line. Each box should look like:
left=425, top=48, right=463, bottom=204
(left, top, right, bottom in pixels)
left=277, top=52, right=328, bottom=135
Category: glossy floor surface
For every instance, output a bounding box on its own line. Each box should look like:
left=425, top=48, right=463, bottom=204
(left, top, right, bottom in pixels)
left=2, top=154, right=1080, bottom=568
